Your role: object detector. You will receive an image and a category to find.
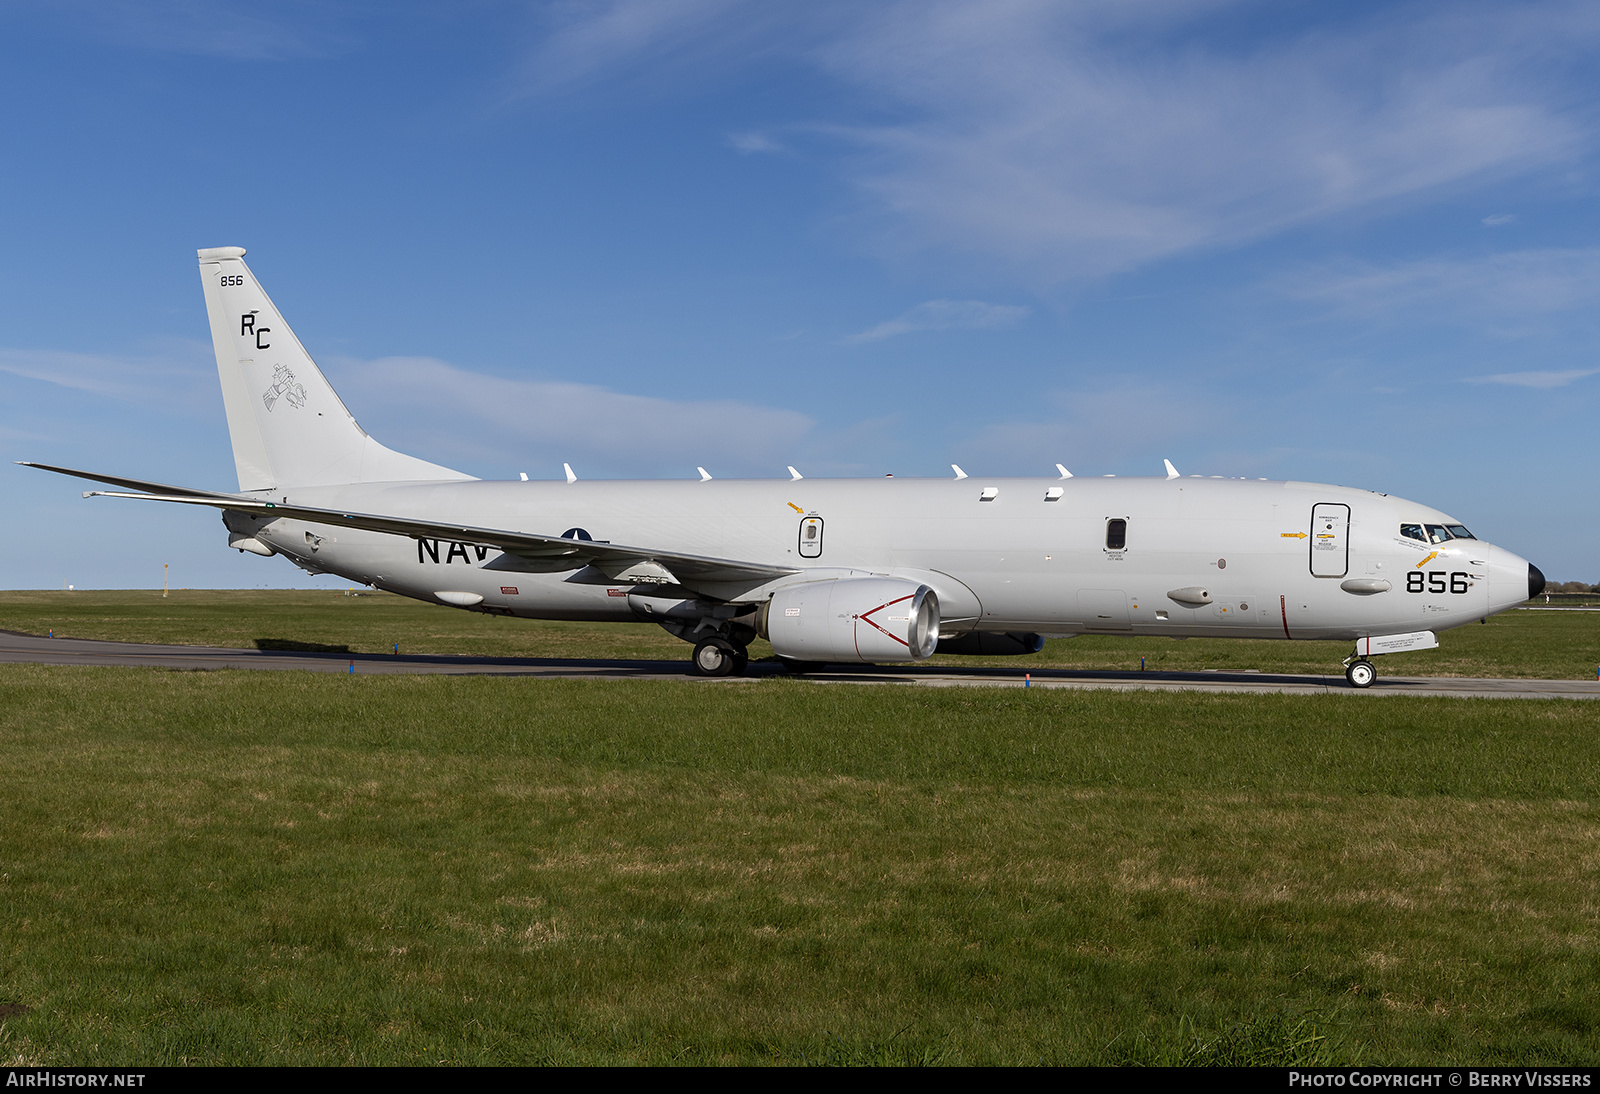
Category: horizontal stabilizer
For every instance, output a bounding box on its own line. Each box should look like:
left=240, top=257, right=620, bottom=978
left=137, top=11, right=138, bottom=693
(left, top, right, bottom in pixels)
left=17, top=462, right=242, bottom=500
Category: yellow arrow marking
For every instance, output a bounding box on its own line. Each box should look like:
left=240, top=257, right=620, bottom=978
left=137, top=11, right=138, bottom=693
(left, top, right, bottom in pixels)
left=787, top=502, right=804, bottom=513
left=1416, top=551, right=1438, bottom=568
left=1281, top=532, right=1307, bottom=539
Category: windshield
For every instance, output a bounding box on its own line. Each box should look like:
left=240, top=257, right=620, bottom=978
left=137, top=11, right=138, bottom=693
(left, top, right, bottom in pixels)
left=1403, top=522, right=1476, bottom=544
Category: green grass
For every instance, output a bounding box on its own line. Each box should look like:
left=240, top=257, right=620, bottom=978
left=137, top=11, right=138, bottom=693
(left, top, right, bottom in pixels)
left=1, top=667, right=1598, bottom=1065
left=3, top=589, right=1597, bottom=678
left=0, top=589, right=696, bottom=662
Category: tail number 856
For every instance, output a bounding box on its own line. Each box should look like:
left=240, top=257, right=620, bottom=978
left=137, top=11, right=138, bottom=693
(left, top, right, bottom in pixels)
left=1407, top=570, right=1470, bottom=594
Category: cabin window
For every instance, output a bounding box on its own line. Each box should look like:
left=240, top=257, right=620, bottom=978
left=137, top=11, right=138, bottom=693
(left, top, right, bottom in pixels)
left=1400, top=524, right=1427, bottom=543
left=1105, top=518, right=1127, bottom=551
left=1445, top=524, right=1476, bottom=540
left=1425, top=524, right=1454, bottom=544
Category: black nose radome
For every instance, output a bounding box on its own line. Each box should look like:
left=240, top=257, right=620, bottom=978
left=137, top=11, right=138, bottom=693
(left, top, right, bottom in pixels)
left=1529, top=564, right=1546, bottom=600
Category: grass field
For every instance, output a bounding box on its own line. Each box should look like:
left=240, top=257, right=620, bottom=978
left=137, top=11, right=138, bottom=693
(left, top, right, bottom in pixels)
left=0, top=593, right=1598, bottom=1065
left=3, top=588, right=1598, bottom=679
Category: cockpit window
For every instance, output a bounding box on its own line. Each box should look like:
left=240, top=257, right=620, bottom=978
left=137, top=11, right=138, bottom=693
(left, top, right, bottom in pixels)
left=1403, top=522, right=1473, bottom=543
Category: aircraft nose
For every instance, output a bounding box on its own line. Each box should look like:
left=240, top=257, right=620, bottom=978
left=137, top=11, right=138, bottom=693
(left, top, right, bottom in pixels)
left=1480, top=544, right=1539, bottom=615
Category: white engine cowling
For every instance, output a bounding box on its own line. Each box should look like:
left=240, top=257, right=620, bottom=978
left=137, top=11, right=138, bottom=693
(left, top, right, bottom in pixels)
left=763, top=578, right=940, bottom=663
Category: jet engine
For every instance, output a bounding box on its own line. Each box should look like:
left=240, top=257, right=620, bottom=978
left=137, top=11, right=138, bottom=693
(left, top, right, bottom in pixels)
left=761, top=578, right=939, bottom=663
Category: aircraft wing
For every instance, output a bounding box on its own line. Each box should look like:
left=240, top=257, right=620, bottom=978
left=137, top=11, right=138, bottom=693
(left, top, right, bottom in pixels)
left=28, top=464, right=800, bottom=589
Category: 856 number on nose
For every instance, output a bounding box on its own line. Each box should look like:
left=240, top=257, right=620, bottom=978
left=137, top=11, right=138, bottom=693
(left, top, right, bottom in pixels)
left=1407, top=571, right=1469, bottom=594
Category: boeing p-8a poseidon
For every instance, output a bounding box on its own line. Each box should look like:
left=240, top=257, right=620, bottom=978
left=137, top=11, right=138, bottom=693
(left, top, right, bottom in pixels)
left=24, top=247, right=1545, bottom=687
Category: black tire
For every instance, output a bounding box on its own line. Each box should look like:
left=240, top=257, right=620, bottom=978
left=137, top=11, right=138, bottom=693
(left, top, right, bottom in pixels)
left=1345, top=660, right=1376, bottom=689
left=692, top=638, right=739, bottom=677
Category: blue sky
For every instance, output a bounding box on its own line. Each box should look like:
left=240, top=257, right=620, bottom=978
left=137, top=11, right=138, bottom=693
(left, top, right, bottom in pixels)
left=3, top=0, right=1598, bottom=588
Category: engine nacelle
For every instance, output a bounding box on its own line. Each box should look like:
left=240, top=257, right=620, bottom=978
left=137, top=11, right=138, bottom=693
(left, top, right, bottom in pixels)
left=762, top=578, right=940, bottom=663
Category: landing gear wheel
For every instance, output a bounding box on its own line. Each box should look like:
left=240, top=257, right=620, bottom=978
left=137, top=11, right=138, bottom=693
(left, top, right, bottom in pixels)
left=1345, top=660, right=1376, bottom=689
left=692, top=637, right=744, bottom=677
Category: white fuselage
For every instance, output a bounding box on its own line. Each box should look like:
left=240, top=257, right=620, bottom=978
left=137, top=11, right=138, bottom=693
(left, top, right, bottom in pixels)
left=240, top=474, right=1533, bottom=642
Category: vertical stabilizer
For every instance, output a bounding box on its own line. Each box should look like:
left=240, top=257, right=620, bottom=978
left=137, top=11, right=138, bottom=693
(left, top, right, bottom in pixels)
left=197, top=246, right=473, bottom=491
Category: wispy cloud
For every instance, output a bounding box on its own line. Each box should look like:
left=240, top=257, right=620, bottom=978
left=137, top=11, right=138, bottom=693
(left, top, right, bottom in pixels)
left=1278, top=248, right=1600, bottom=321
left=328, top=356, right=817, bottom=476
left=727, top=131, right=784, bottom=154
left=1483, top=213, right=1518, bottom=226
left=0, top=345, right=211, bottom=406
left=513, top=1, right=1598, bottom=280
left=509, top=0, right=824, bottom=100
left=1465, top=367, right=1600, bottom=388
left=845, top=299, right=1029, bottom=343
left=31, top=1, right=341, bottom=61
left=954, top=380, right=1231, bottom=474
left=819, top=2, right=1591, bottom=279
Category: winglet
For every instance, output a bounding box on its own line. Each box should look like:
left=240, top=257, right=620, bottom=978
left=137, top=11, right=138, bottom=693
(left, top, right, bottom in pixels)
left=1164, top=459, right=1180, bottom=480
left=788, top=466, right=803, bottom=480
left=697, top=466, right=712, bottom=481
left=564, top=463, right=577, bottom=484
left=1055, top=463, right=1072, bottom=479
left=951, top=464, right=968, bottom=480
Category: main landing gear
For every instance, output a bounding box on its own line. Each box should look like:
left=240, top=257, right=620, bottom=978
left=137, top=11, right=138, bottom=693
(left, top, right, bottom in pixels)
left=1344, top=659, right=1376, bottom=689
left=692, top=636, right=748, bottom=677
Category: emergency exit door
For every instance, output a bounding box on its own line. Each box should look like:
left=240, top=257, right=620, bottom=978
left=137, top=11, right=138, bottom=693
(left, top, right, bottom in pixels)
left=798, top=516, right=823, bottom=558
left=1310, top=503, right=1349, bottom=577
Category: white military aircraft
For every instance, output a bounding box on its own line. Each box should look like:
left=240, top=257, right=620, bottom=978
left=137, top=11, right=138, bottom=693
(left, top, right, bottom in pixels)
left=24, top=247, right=1544, bottom=687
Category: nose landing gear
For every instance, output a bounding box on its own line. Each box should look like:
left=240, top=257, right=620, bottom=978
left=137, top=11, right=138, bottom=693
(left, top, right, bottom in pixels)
left=1344, top=659, right=1376, bottom=688
left=1341, top=630, right=1439, bottom=689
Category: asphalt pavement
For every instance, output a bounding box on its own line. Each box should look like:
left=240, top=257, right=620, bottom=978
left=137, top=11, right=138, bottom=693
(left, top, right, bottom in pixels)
left=4, top=628, right=1597, bottom=699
